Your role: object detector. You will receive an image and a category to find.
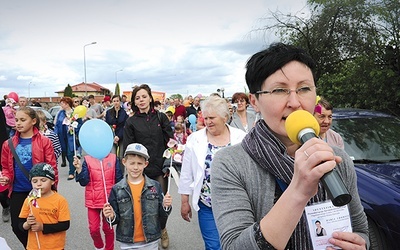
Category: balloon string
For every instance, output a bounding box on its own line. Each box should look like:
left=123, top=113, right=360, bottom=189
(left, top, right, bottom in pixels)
left=73, top=127, right=76, bottom=157
left=100, top=160, right=112, bottom=229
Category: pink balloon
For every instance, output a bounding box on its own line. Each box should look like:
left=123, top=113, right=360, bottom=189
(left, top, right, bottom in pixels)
left=8, top=92, right=19, bottom=102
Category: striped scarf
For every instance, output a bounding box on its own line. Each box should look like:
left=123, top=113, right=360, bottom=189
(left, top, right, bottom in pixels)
left=242, top=119, right=327, bottom=249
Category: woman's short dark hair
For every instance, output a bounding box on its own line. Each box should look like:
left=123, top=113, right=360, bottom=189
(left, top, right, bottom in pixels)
left=245, top=43, right=316, bottom=95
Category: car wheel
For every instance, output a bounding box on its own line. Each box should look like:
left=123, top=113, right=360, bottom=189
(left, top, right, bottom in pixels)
left=368, top=217, right=389, bottom=250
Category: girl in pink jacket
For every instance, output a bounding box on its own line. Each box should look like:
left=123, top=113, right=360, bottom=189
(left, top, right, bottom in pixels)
left=73, top=153, right=123, bottom=250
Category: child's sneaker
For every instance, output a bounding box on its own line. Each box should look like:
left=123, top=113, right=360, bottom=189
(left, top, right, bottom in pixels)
left=2, top=207, right=10, bottom=222
left=161, top=228, right=169, bottom=248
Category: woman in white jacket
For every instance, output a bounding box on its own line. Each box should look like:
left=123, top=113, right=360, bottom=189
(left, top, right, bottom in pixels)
left=178, top=96, right=246, bottom=250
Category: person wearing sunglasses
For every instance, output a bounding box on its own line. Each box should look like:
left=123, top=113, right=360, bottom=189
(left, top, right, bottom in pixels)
left=72, top=98, right=81, bottom=108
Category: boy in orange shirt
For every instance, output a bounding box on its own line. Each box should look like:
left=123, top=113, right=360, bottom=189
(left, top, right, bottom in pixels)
left=103, top=143, right=172, bottom=249
left=19, top=163, right=70, bottom=250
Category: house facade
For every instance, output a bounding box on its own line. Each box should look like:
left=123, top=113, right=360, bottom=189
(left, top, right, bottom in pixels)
left=55, top=82, right=111, bottom=97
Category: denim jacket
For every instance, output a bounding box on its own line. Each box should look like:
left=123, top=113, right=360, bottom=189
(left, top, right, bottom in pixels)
left=108, top=175, right=171, bottom=243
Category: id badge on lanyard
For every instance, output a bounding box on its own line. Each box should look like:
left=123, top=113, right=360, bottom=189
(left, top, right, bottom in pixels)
left=305, top=200, right=353, bottom=250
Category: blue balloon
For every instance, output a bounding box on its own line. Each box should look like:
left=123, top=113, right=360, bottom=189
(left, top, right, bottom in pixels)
left=190, top=123, right=197, bottom=132
left=79, top=119, right=113, bottom=160
left=188, top=114, right=197, bottom=125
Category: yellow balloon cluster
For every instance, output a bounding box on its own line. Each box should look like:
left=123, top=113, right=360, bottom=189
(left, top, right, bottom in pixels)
left=73, top=105, right=87, bottom=118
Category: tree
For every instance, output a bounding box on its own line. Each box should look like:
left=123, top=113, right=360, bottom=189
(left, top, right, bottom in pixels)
left=169, top=94, right=183, bottom=100
left=64, top=84, right=73, bottom=97
left=115, top=83, right=120, bottom=96
left=255, top=0, right=400, bottom=116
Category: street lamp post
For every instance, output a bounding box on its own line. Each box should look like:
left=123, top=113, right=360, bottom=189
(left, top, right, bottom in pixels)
left=83, top=42, right=97, bottom=96
left=115, top=69, right=123, bottom=84
left=28, top=81, right=32, bottom=101
left=217, top=87, right=225, bottom=98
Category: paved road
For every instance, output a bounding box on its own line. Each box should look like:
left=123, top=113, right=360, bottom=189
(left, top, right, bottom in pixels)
left=0, top=159, right=204, bottom=250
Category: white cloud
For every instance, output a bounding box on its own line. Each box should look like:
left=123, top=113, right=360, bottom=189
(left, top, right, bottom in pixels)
left=0, top=0, right=307, bottom=99
left=16, top=76, right=33, bottom=81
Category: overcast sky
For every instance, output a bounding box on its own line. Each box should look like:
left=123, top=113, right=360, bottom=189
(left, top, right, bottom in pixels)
left=0, top=0, right=308, bottom=99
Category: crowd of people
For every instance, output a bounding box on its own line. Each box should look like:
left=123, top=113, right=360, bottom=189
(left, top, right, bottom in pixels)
left=0, top=42, right=369, bottom=250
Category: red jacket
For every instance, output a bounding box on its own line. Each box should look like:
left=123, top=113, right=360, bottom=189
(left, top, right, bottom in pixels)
left=1, top=127, right=58, bottom=197
left=84, top=154, right=116, bottom=208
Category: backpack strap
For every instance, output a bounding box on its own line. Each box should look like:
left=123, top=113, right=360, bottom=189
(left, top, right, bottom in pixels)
left=8, top=138, right=30, bottom=180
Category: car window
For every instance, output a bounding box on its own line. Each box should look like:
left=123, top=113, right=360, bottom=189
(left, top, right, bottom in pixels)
left=332, top=117, right=400, bottom=162
left=43, top=110, right=53, bottom=122
left=49, top=106, right=61, bottom=117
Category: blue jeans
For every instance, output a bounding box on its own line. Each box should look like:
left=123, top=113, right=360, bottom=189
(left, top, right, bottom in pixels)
left=198, top=201, right=221, bottom=250
left=67, top=149, right=75, bottom=175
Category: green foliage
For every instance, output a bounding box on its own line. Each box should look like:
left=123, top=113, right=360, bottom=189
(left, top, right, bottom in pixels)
left=115, top=83, right=120, bottom=96
left=256, top=0, right=400, bottom=116
left=64, top=84, right=73, bottom=97
left=169, top=94, right=183, bottom=100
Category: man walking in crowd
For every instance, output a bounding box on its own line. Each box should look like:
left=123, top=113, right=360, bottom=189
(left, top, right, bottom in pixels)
left=100, top=95, right=112, bottom=120
left=121, top=94, right=128, bottom=108
left=30, top=99, right=42, bottom=107
left=186, top=96, right=201, bottom=128
left=88, top=95, right=104, bottom=119
left=173, top=98, right=186, bottom=122
left=18, top=97, right=28, bottom=108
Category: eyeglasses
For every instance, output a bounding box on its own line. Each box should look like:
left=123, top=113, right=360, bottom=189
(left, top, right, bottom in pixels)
left=256, top=86, right=315, bottom=97
left=234, top=99, right=246, bottom=104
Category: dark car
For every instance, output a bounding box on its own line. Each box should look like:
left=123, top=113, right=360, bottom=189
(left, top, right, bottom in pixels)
left=28, top=106, right=54, bottom=130
left=48, top=105, right=61, bottom=119
left=331, top=108, right=400, bottom=249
